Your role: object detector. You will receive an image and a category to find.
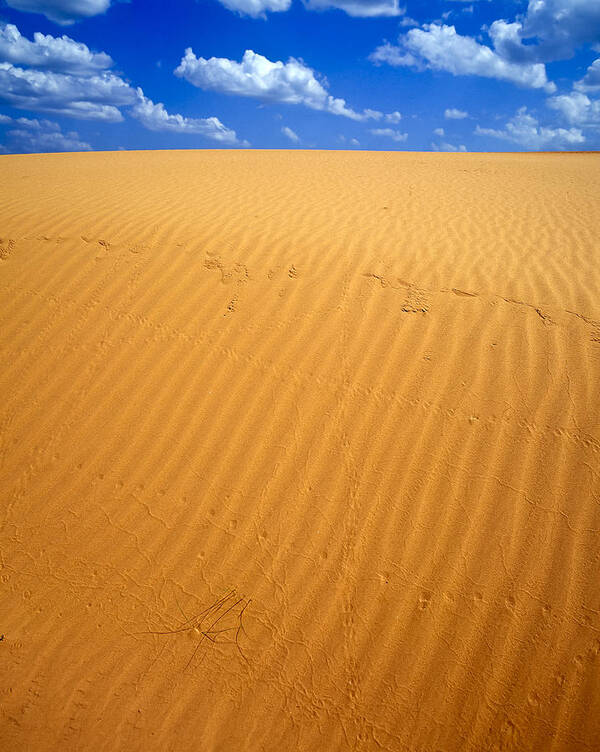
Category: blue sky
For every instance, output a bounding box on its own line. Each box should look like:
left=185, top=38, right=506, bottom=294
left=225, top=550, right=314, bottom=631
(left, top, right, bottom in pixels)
left=0, top=0, right=599, bottom=153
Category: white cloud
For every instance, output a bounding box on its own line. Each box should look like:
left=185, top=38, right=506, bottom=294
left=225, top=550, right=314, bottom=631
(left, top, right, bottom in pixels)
left=445, top=107, right=468, bottom=119
left=370, top=127, right=408, bottom=142
left=0, top=116, right=91, bottom=152
left=281, top=125, right=300, bottom=142
left=432, top=141, right=467, bottom=151
left=547, top=90, right=600, bottom=125
left=488, top=21, right=535, bottom=63
left=489, top=1, right=600, bottom=63
left=0, top=22, right=132, bottom=123
left=0, top=23, right=112, bottom=74
left=575, top=58, right=600, bottom=92
left=175, top=48, right=388, bottom=121
left=399, top=15, right=419, bottom=27
left=130, top=88, right=246, bottom=145
left=369, top=42, right=416, bottom=68
left=303, top=0, right=403, bottom=17
left=363, top=108, right=402, bottom=122
left=0, top=62, right=134, bottom=120
left=475, top=107, right=585, bottom=148
left=0, top=23, right=250, bottom=146
left=434, top=126, right=445, bottom=136
left=5, top=0, right=111, bottom=26
left=338, top=134, right=360, bottom=146
left=215, top=0, right=403, bottom=17
left=215, top=0, right=290, bottom=19
left=370, top=23, right=555, bottom=92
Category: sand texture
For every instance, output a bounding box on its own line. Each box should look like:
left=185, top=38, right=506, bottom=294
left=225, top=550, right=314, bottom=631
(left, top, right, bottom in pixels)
left=1, top=150, right=599, bottom=751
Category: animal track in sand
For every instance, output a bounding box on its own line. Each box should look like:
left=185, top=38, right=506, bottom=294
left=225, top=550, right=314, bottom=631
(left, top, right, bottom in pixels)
left=78, top=235, right=113, bottom=260
left=14, top=231, right=600, bottom=345
left=95, top=239, right=111, bottom=259
left=128, top=241, right=150, bottom=254
left=0, top=237, right=15, bottom=260
left=204, top=253, right=249, bottom=314
left=362, top=270, right=600, bottom=337
left=204, top=255, right=249, bottom=285
left=418, top=592, right=432, bottom=610
left=363, top=273, right=430, bottom=314
left=500, top=718, right=519, bottom=744
left=566, top=309, right=600, bottom=343
left=502, top=297, right=556, bottom=326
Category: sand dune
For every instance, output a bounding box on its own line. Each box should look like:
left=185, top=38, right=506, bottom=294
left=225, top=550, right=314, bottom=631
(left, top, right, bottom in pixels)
left=1, top=150, right=599, bottom=751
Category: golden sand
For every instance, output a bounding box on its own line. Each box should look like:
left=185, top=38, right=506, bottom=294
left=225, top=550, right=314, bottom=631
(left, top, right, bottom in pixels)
left=1, top=150, right=599, bottom=751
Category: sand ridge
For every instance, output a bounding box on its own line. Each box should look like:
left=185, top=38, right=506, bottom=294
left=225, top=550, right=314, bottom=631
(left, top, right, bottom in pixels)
left=1, top=150, right=599, bottom=751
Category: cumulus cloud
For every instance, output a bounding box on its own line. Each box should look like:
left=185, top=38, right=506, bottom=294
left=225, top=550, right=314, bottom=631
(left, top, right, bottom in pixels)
left=370, top=24, right=555, bottom=92
left=0, top=62, right=134, bottom=120
left=0, top=23, right=132, bottom=122
left=575, top=58, right=600, bottom=92
left=5, top=0, right=112, bottom=25
left=370, top=127, right=408, bottom=142
left=130, top=88, right=246, bottom=145
left=385, top=110, right=402, bottom=123
left=303, top=0, right=403, bottom=17
left=0, top=115, right=91, bottom=152
left=175, top=48, right=389, bottom=121
left=215, top=0, right=290, bottom=19
left=489, top=1, right=600, bottom=64
left=547, top=91, right=600, bottom=125
left=475, top=107, right=585, bottom=148
left=0, top=23, right=112, bottom=74
left=488, top=21, right=537, bottom=64
left=445, top=107, right=468, bottom=119
left=432, top=141, right=467, bottom=151
left=281, top=125, right=300, bottom=142
left=0, top=23, right=249, bottom=145
left=433, top=127, right=445, bottom=136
